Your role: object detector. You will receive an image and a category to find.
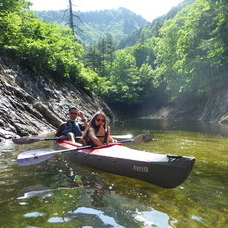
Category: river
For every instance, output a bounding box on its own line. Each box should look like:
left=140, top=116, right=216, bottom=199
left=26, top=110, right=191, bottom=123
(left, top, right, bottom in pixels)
left=0, top=119, right=227, bottom=227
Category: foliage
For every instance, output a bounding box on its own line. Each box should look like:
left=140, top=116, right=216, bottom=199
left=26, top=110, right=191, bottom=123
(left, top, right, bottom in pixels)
left=34, top=7, right=148, bottom=47
left=0, top=0, right=98, bottom=89
left=84, top=34, right=117, bottom=77
left=87, top=0, right=228, bottom=108
left=1, top=0, right=227, bottom=113
left=154, top=0, right=228, bottom=100
left=118, top=0, right=195, bottom=49
left=96, top=47, right=163, bottom=106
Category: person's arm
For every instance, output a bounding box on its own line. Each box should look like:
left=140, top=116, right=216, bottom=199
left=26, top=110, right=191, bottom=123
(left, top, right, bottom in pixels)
left=108, top=135, right=117, bottom=143
left=89, top=128, right=103, bottom=146
left=55, top=123, right=66, bottom=140
left=78, top=111, right=89, bottom=128
left=106, top=126, right=117, bottom=143
left=55, top=123, right=65, bottom=136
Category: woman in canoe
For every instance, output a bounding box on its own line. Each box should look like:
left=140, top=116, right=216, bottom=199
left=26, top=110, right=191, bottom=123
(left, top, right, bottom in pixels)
left=83, top=111, right=116, bottom=146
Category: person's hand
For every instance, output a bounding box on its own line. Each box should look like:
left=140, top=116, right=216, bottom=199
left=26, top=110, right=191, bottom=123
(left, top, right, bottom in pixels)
left=58, top=135, right=66, bottom=141
left=78, top=111, right=87, bottom=123
left=78, top=111, right=85, bottom=119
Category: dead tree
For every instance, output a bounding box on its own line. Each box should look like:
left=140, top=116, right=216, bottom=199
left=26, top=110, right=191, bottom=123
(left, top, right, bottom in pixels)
left=68, top=0, right=83, bottom=36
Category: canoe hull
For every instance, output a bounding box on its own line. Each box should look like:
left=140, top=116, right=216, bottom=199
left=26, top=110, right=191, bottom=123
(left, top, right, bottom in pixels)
left=56, top=141, right=195, bottom=188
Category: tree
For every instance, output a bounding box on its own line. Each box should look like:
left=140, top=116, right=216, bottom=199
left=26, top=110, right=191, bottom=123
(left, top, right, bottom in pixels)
left=154, top=0, right=228, bottom=101
left=84, top=34, right=117, bottom=77
left=0, top=0, right=100, bottom=90
left=67, top=0, right=83, bottom=36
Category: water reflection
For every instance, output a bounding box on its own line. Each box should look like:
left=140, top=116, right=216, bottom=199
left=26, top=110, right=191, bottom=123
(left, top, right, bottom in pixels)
left=18, top=190, right=54, bottom=200
left=0, top=119, right=227, bottom=227
left=114, top=119, right=228, bottom=137
left=18, top=185, right=52, bottom=199
left=11, top=161, right=178, bottom=228
left=134, top=209, right=177, bottom=228
left=23, top=212, right=44, bottom=218
left=69, top=207, right=125, bottom=228
left=47, top=216, right=71, bottom=223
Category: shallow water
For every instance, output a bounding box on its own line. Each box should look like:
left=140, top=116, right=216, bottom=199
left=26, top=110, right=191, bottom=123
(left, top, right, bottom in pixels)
left=0, top=119, right=227, bottom=227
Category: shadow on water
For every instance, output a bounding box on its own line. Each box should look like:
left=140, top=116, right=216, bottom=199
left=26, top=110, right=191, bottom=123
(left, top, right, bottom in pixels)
left=113, top=119, right=228, bottom=137
left=0, top=119, right=227, bottom=227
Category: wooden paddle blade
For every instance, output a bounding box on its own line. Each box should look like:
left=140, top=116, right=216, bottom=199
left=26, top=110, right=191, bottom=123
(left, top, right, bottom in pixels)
left=132, top=134, right=154, bottom=143
left=17, top=149, right=54, bottom=166
left=12, top=138, right=41, bottom=144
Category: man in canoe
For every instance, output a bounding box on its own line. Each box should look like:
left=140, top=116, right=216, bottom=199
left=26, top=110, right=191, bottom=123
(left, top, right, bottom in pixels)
left=83, top=111, right=116, bottom=146
left=55, top=106, right=88, bottom=143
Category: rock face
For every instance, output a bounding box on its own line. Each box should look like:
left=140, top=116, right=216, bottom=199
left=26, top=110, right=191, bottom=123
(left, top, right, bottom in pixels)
left=0, top=57, right=113, bottom=141
left=143, top=90, right=228, bottom=126
left=1, top=55, right=227, bottom=142
left=200, top=88, right=228, bottom=125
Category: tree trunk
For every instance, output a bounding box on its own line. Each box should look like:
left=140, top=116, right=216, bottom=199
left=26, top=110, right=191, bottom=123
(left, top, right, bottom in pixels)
left=68, top=0, right=74, bottom=34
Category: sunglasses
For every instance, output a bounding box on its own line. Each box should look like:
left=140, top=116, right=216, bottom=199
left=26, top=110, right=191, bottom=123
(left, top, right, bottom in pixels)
left=96, top=118, right=105, bottom=123
left=70, top=112, right=78, bottom=115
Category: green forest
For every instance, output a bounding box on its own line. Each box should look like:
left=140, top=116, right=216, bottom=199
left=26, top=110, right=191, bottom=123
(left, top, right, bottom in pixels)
left=35, top=7, right=148, bottom=47
left=0, top=0, right=227, bottom=113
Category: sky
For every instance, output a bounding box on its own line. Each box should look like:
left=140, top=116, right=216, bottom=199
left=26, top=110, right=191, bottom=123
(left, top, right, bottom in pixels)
left=29, top=0, right=184, bottom=22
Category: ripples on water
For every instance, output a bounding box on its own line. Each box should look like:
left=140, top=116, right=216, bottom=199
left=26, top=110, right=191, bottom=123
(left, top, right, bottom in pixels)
left=0, top=119, right=227, bottom=227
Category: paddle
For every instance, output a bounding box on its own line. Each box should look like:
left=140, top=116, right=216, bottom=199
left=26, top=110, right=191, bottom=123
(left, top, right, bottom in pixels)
left=12, top=134, right=133, bottom=145
left=17, top=134, right=154, bottom=166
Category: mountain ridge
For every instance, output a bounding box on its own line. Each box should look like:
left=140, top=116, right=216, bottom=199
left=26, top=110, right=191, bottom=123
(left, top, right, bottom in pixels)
left=34, top=7, right=148, bottom=46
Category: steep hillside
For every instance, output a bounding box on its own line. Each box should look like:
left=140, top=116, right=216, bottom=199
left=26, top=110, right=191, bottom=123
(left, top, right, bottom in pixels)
left=34, top=7, right=148, bottom=47
left=0, top=55, right=113, bottom=141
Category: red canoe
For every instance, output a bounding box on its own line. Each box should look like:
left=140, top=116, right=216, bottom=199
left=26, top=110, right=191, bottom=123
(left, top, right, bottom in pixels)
left=55, top=140, right=195, bottom=188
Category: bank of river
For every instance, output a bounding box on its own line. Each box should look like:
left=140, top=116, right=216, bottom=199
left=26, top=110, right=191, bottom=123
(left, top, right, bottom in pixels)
left=0, top=119, right=227, bottom=227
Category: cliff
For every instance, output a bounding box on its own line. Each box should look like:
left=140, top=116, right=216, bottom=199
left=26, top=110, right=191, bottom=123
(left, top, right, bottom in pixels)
left=145, top=89, right=228, bottom=126
left=0, top=56, right=113, bottom=141
left=200, top=89, right=228, bottom=125
left=1, top=56, right=227, bottom=142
